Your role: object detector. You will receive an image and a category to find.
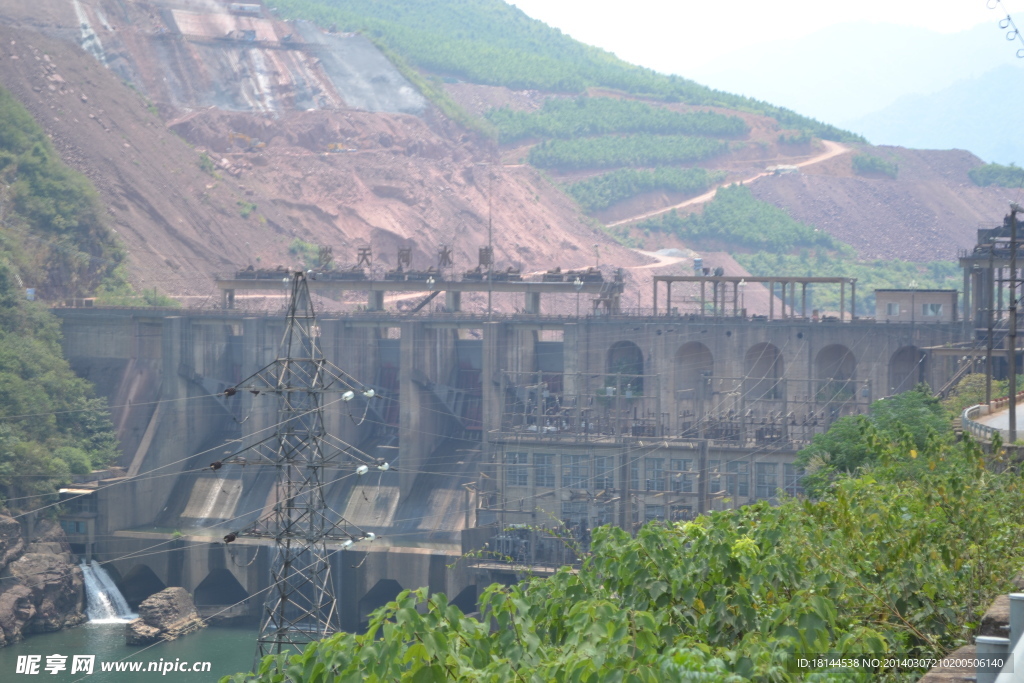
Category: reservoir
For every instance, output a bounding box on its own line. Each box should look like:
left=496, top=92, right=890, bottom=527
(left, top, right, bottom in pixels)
left=0, top=564, right=259, bottom=681
left=0, top=623, right=260, bottom=681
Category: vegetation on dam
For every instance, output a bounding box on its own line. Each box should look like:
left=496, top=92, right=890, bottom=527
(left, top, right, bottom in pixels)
left=233, top=390, right=1023, bottom=682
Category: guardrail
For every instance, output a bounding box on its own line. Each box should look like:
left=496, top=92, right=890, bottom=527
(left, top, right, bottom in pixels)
left=962, top=390, right=1024, bottom=442
left=976, top=592, right=1024, bottom=683
left=963, top=404, right=1001, bottom=441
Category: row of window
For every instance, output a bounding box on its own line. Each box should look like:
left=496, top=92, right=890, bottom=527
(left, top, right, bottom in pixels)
left=60, top=520, right=88, bottom=535
left=885, top=302, right=943, bottom=317
left=505, top=453, right=804, bottom=498
left=560, top=501, right=697, bottom=524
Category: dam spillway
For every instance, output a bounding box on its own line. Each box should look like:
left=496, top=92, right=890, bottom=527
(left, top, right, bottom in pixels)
left=52, top=302, right=967, bottom=626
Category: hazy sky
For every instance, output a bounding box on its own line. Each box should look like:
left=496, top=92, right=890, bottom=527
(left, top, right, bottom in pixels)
left=510, top=0, right=1007, bottom=72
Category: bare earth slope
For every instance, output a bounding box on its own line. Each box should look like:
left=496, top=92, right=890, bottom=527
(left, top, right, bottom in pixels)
left=0, top=0, right=1004, bottom=314
left=750, top=147, right=1009, bottom=261
left=448, top=83, right=1008, bottom=264
left=0, top=0, right=647, bottom=306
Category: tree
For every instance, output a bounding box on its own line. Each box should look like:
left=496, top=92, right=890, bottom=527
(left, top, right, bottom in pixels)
left=796, top=385, right=949, bottom=497
left=227, top=430, right=1022, bottom=682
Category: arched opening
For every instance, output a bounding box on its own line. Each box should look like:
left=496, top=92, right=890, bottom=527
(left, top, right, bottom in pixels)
left=675, top=343, right=713, bottom=403
left=816, top=345, right=856, bottom=402
left=194, top=568, right=248, bottom=607
left=450, top=584, right=478, bottom=616
left=607, top=341, right=644, bottom=394
left=358, top=579, right=403, bottom=627
left=744, top=343, right=783, bottom=400
left=119, top=565, right=166, bottom=608
left=890, top=346, right=926, bottom=394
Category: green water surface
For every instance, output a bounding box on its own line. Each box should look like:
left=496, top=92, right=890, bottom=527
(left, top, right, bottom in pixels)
left=0, top=623, right=261, bottom=682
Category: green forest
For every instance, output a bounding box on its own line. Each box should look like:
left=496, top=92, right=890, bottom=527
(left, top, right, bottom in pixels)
left=269, top=0, right=863, bottom=143
left=636, top=184, right=841, bottom=252
left=529, top=134, right=728, bottom=171
left=486, top=96, right=748, bottom=144
left=231, top=388, right=1023, bottom=682
left=969, top=162, right=1024, bottom=188
left=735, top=251, right=960, bottom=316
left=0, top=88, right=124, bottom=299
left=566, top=167, right=725, bottom=212
left=0, top=86, right=121, bottom=507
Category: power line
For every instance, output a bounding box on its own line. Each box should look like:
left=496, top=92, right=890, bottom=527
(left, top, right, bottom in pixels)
left=219, top=271, right=378, bottom=662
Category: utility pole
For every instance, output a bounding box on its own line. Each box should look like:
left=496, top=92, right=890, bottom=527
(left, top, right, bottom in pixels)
left=1010, top=204, right=1020, bottom=442
left=619, top=442, right=631, bottom=533
left=219, top=272, right=382, bottom=661
left=487, top=167, right=494, bottom=319
left=986, top=245, right=995, bottom=405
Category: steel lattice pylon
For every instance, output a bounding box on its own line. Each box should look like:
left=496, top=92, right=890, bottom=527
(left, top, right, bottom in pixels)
left=217, top=272, right=381, bottom=661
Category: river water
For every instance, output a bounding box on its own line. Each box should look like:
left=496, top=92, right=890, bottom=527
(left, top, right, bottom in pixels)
left=0, top=623, right=260, bottom=682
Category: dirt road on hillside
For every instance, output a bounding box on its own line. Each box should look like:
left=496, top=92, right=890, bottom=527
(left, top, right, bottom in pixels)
left=607, top=140, right=850, bottom=228
left=628, top=249, right=692, bottom=270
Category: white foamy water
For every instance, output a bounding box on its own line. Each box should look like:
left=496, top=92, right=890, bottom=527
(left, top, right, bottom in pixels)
left=80, top=561, right=136, bottom=624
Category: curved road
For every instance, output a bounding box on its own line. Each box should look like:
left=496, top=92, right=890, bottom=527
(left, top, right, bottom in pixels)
left=607, top=140, right=850, bottom=228
left=978, top=403, right=1024, bottom=431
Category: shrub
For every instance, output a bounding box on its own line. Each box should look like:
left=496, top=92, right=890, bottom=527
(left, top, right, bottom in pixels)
left=852, top=153, right=898, bottom=179
left=968, top=162, right=1024, bottom=188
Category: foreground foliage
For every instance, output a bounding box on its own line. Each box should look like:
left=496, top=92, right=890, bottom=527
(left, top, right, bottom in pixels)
left=231, top=417, right=1024, bottom=682
left=796, top=387, right=950, bottom=497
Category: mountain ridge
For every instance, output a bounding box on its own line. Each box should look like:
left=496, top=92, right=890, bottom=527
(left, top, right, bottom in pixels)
left=0, top=0, right=1010, bottom=312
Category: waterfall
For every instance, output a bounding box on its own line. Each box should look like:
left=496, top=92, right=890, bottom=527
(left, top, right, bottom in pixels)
left=80, top=561, right=136, bottom=623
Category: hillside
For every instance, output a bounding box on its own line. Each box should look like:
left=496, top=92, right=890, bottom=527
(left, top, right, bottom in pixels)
left=0, top=0, right=1010, bottom=314
left=0, top=80, right=120, bottom=502
left=848, top=65, right=1024, bottom=167
left=0, top=0, right=654, bottom=308
left=689, top=22, right=1016, bottom=129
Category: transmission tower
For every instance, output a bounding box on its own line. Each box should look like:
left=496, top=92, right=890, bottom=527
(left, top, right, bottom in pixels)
left=216, top=272, right=384, bottom=660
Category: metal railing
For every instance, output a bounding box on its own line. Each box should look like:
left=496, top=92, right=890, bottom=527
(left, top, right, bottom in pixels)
left=963, top=404, right=1001, bottom=441
left=962, top=390, right=1024, bottom=442
left=976, top=592, right=1024, bottom=683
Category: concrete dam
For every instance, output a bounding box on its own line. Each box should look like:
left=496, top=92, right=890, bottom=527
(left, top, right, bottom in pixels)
left=52, top=277, right=970, bottom=630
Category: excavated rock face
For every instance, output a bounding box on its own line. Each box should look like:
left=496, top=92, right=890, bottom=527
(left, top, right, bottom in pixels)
left=125, top=587, right=205, bottom=646
left=0, top=5, right=649, bottom=308
left=6, top=554, right=87, bottom=635
left=0, top=516, right=24, bottom=569
left=0, top=586, right=35, bottom=648
left=0, top=514, right=86, bottom=647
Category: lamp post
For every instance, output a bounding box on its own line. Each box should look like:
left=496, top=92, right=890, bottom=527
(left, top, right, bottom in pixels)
left=574, top=276, right=583, bottom=318
left=476, top=163, right=494, bottom=318
left=909, top=280, right=918, bottom=324
left=1008, top=202, right=1020, bottom=443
